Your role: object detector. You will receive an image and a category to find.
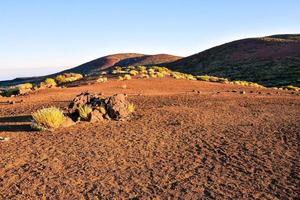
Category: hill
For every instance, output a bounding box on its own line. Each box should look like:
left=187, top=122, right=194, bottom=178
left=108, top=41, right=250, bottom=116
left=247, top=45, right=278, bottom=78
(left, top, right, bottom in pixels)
left=0, top=53, right=181, bottom=87
left=166, top=34, right=300, bottom=86
left=62, top=53, right=182, bottom=75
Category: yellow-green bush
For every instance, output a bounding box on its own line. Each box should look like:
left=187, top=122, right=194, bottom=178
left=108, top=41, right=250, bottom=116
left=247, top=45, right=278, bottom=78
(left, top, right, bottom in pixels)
left=280, top=85, right=300, bottom=91
left=129, top=70, right=139, bottom=76
left=2, top=83, right=33, bottom=97
left=128, top=103, right=135, bottom=113
left=156, top=72, right=165, bottom=78
left=32, top=107, right=65, bottom=130
left=40, top=78, right=57, bottom=87
left=78, top=105, right=93, bottom=120
left=196, top=75, right=228, bottom=83
left=232, top=80, right=263, bottom=88
left=97, top=76, right=108, bottom=83
left=123, top=74, right=132, bottom=80
left=18, top=83, right=33, bottom=90
left=55, top=73, right=83, bottom=84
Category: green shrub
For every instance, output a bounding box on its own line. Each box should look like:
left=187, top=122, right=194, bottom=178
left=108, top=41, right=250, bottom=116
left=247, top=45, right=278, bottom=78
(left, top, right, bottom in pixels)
left=2, top=87, right=20, bottom=97
left=97, top=76, right=108, bottom=83
left=45, top=78, right=57, bottom=86
left=18, top=83, right=33, bottom=90
left=128, top=103, right=135, bottom=113
left=129, top=70, right=139, bottom=76
left=123, top=74, right=132, bottom=80
left=55, top=73, right=83, bottom=84
left=32, top=107, right=65, bottom=130
left=281, top=85, right=300, bottom=91
left=78, top=105, right=93, bottom=120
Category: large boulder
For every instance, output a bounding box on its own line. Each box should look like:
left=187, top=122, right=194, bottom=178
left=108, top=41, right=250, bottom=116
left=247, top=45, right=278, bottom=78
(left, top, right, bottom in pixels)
left=105, top=94, right=130, bottom=120
left=68, top=92, right=131, bottom=122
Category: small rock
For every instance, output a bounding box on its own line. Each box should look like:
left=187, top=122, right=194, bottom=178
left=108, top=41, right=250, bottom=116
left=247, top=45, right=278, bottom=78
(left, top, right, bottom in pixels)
left=0, top=137, right=9, bottom=142
left=62, top=117, right=76, bottom=128
left=232, top=90, right=237, bottom=93
left=89, top=109, right=104, bottom=123
left=240, top=91, right=246, bottom=94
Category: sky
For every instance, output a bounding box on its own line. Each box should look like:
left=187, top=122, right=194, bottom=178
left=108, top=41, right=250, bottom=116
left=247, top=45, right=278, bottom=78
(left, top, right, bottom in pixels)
left=1, top=0, right=300, bottom=81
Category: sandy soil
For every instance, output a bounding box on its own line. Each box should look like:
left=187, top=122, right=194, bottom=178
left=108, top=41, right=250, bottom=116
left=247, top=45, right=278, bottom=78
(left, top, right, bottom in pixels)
left=0, top=78, right=299, bottom=199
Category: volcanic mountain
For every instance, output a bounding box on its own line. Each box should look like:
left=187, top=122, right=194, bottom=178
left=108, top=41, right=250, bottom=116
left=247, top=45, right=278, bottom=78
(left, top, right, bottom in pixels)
left=0, top=53, right=181, bottom=86
left=166, top=34, right=300, bottom=86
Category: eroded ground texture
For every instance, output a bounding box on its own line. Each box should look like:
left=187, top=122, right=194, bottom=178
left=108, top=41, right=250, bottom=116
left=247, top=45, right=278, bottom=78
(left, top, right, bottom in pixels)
left=0, top=79, right=299, bottom=199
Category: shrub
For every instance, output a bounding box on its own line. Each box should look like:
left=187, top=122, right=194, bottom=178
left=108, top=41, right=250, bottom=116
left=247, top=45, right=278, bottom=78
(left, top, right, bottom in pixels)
left=97, top=76, right=108, bottom=83
left=2, top=87, right=20, bottom=97
left=55, top=73, right=83, bottom=84
left=40, top=78, right=57, bottom=87
left=78, top=105, right=93, bottom=120
left=156, top=72, right=165, bottom=78
left=44, top=78, right=57, bottom=86
left=196, top=75, right=228, bottom=83
left=18, top=83, right=33, bottom=90
left=137, top=66, right=147, bottom=71
left=2, top=83, right=33, bottom=97
left=232, top=80, right=263, bottom=88
left=123, top=74, right=132, bottom=80
left=32, top=107, right=65, bottom=130
left=128, top=103, right=135, bottom=113
left=281, top=85, right=300, bottom=91
left=129, top=70, right=139, bottom=76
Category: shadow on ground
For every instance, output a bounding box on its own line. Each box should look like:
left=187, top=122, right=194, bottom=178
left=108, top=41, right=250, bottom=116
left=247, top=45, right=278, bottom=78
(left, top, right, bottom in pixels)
left=0, top=115, right=33, bottom=132
left=0, top=115, right=33, bottom=123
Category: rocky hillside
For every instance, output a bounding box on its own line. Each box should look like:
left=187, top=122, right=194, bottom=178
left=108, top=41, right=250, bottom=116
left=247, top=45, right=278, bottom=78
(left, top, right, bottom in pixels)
left=167, top=34, right=300, bottom=86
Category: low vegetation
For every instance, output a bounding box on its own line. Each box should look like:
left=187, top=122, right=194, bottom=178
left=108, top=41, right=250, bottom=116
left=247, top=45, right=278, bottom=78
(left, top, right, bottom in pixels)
left=280, top=85, right=300, bottom=91
left=78, top=105, right=93, bottom=120
left=31, top=107, right=66, bottom=130
left=128, top=103, right=135, bottom=113
left=40, top=78, right=57, bottom=88
left=96, top=76, right=108, bottom=83
left=2, top=83, right=33, bottom=97
left=55, top=73, right=83, bottom=84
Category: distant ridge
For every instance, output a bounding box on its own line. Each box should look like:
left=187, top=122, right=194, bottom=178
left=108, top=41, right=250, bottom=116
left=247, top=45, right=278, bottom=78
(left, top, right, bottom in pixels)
left=1, top=34, right=300, bottom=87
left=166, top=34, right=300, bottom=86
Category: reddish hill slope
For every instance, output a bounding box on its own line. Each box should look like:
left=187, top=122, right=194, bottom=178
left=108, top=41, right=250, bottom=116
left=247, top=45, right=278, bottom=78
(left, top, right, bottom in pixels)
left=167, top=34, right=300, bottom=86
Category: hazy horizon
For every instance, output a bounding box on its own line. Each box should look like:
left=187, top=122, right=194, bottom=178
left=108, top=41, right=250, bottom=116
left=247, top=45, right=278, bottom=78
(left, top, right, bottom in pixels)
left=1, top=0, right=300, bottom=81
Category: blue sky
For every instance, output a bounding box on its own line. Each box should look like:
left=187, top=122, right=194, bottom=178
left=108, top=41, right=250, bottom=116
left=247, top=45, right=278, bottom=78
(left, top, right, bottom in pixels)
left=1, top=0, right=300, bottom=80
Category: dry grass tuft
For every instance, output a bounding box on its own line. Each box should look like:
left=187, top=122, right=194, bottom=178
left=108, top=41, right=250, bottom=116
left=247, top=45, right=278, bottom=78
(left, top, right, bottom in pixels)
left=32, top=107, right=65, bottom=130
left=78, top=105, right=93, bottom=120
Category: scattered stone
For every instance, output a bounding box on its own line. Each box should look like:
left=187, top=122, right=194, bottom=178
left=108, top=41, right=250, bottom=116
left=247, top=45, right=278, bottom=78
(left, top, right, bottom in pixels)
left=232, top=90, right=237, bottom=93
left=10, top=101, right=16, bottom=105
left=240, top=91, right=246, bottom=94
left=0, top=137, right=9, bottom=142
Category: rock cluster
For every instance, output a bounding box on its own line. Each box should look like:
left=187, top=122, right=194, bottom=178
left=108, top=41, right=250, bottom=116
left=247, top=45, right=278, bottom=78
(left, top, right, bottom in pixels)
left=68, top=92, right=131, bottom=122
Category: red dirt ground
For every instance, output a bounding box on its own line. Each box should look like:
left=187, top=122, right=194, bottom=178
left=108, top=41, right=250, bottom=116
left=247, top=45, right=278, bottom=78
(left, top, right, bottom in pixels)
left=0, top=78, right=299, bottom=199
